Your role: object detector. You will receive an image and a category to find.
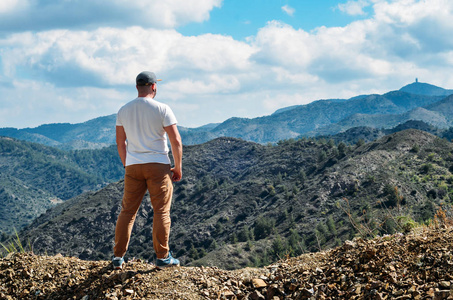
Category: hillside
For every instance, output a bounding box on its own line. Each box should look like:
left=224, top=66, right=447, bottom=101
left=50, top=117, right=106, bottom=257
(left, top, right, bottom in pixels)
left=309, top=94, right=453, bottom=136
left=2, top=225, right=453, bottom=299
left=317, top=120, right=443, bottom=145
left=0, top=137, right=123, bottom=234
left=15, top=129, right=453, bottom=270
left=1, top=82, right=452, bottom=147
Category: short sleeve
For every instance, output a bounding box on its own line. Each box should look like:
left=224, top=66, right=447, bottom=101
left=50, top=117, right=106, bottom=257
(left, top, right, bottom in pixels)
left=116, top=111, right=123, bottom=126
left=162, top=105, right=177, bottom=127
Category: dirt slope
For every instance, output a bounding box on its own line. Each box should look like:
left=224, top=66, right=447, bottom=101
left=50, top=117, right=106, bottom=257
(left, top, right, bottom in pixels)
left=2, top=225, right=453, bottom=299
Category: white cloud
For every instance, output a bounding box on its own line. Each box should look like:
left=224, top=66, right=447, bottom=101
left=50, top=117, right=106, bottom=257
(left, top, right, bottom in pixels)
left=252, top=0, right=453, bottom=86
left=0, top=79, right=129, bottom=128
left=0, top=0, right=222, bottom=32
left=1, top=27, right=255, bottom=90
left=281, top=5, right=295, bottom=16
left=338, top=0, right=370, bottom=16
left=2, top=0, right=453, bottom=129
left=0, top=0, right=27, bottom=13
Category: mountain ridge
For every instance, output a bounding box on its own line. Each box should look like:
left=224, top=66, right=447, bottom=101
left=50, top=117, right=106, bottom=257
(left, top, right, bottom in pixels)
left=1, top=81, right=453, bottom=148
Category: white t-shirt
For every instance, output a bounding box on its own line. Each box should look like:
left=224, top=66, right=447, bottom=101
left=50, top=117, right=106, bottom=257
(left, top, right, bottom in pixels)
left=116, top=97, right=177, bottom=166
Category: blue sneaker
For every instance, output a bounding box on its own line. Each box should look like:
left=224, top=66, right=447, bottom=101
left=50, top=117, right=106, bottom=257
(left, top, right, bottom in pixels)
left=156, top=252, right=180, bottom=269
left=112, top=257, right=124, bottom=270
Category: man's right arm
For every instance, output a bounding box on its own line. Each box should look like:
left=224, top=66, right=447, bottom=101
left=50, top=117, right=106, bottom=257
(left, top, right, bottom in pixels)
left=164, top=124, right=182, bottom=182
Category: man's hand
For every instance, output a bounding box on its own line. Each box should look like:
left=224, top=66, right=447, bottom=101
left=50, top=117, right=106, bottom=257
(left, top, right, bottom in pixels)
left=171, top=167, right=182, bottom=182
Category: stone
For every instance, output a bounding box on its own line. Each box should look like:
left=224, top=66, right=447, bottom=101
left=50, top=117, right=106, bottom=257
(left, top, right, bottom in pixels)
left=19, top=290, right=29, bottom=298
left=300, top=288, right=314, bottom=297
left=223, top=290, right=235, bottom=298
left=124, top=289, right=134, bottom=295
left=266, top=285, right=281, bottom=299
left=250, top=291, right=265, bottom=300
left=343, top=240, right=356, bottom=250
left=434, top=290, right=450, bottom=300
left=252, top=278, right=267, bottom=288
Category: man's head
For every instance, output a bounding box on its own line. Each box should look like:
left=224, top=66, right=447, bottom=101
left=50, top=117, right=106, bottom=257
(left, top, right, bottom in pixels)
left=136, top=71, right=161, bottom=97
left=136, top=71, right=161, bottom=86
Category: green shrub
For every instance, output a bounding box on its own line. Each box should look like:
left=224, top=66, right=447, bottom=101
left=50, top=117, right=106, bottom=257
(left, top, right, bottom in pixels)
left=254, top=216, right=275, bottom=240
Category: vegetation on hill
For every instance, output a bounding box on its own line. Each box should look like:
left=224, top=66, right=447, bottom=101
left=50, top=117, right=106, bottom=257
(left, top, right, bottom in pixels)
left=316, top=120, right=445, bottom=145
left=12, top=129, right=453, bottom=270
left=0, top=137, right=123, bottom=234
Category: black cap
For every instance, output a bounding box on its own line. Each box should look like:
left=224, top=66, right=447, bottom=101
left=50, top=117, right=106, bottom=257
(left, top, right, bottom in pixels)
left=136, top=71, right=162, bottom=86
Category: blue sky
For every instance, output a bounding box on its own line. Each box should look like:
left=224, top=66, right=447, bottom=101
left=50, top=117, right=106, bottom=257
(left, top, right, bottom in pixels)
left=0, top=0, right=452, bottom=129
left=179, top=0, right=369, bottom=39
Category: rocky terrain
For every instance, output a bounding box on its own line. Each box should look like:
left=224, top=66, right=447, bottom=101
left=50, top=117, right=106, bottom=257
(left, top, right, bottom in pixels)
left=2, top=225, right=453, bottom=299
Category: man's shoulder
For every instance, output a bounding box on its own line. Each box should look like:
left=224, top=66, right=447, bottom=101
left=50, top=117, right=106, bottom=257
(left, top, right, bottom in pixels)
left=119, top=97, right=139, bottom=108
left=148, top=98, right=169, bottom=106
left=148, top=99, right=174, bottom=114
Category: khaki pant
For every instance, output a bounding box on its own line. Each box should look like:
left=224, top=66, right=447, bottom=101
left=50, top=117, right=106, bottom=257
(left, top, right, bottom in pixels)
left=114, top=163, right=173, bottom=259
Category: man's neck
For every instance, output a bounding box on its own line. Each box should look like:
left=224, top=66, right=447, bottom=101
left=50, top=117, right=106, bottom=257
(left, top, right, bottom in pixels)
left=137, top=93, right=154, bottom=98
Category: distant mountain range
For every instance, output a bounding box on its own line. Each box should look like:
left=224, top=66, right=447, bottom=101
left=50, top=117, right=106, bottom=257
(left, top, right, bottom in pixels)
left=1, top=81, right=453, bottom=149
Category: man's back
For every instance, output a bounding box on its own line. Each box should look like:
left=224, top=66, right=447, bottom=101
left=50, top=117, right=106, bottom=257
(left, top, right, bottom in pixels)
left=116, top=97, right=177, bottom=166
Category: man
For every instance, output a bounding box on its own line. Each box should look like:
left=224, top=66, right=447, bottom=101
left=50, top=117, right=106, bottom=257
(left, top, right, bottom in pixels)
left=112, top=71, right=182, bottom=270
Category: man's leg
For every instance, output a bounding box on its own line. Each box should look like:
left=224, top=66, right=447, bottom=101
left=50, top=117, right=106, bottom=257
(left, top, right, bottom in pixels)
left=114, top=165, right=147, bottom=258
left=144, top=163, right=173, bottom=259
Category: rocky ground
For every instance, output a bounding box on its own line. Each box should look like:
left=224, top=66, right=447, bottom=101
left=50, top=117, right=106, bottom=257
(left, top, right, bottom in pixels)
left=2, top=225, right=453, bottom=300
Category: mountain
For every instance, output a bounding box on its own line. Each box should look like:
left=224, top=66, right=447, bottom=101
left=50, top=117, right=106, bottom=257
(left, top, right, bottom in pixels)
left=1, top=82, right=452, bottom=147
left=16, top=129, right=453, bottom=269
left=0, top=118, right=445, bottom=236
left=400, top=80, right=453, bottom=96
left=308, top=94, right=453, bottom=137
left=0, top=115, right=116, bottom=150
left=181, top=90, right=444, bottom=144
left=0, top=137, right=124, bottom=234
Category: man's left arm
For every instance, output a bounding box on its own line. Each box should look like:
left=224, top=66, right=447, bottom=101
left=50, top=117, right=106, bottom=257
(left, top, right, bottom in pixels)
left=116, top=126, right=127, bottom=167
left=164, top=124, right=182, bottom=182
